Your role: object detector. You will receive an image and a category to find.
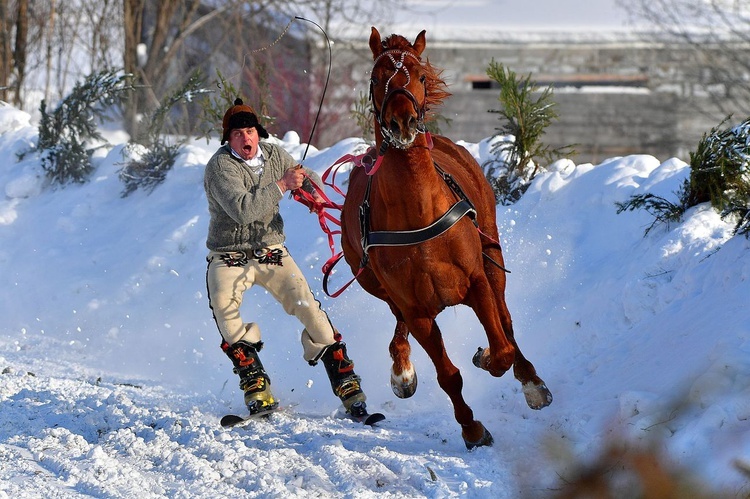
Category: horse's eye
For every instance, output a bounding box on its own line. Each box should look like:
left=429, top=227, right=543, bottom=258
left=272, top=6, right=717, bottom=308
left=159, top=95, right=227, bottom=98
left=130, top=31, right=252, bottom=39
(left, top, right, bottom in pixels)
left=371, top=77, right=379, bottom=86
left=419, top=75, right=426, bottom=83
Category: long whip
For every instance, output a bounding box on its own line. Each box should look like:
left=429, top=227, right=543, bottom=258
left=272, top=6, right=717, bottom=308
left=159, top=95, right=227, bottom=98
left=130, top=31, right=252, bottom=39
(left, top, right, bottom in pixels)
left=293, top=16, right=332, bottom=161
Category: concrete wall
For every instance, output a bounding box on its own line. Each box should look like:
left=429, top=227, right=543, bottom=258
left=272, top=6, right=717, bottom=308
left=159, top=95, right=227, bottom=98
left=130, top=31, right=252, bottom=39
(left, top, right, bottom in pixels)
left=329, top=33, right=736, bottom=165
left=444, top=89, right=706, bottom=165
left=424, top=38, right=722, bottom=164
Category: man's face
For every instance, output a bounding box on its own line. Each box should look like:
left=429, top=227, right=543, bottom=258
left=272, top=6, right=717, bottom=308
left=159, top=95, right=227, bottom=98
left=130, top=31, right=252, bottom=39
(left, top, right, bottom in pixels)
left=228, top=126, right=259, bottom=160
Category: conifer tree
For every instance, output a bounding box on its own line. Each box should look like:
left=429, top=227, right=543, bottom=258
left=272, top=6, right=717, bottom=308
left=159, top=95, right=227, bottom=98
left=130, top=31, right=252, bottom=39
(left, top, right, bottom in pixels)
left=483, top=59, right=573, bottom=204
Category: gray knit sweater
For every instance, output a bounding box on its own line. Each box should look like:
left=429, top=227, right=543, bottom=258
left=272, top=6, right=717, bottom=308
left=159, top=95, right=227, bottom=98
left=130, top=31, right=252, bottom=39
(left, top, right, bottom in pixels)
left=204, top=141, right=322, bottom=252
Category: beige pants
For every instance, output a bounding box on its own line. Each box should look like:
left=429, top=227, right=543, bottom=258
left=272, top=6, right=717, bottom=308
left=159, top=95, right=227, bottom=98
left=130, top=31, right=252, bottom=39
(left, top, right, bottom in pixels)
left=206, top=244, right=337, bottom=362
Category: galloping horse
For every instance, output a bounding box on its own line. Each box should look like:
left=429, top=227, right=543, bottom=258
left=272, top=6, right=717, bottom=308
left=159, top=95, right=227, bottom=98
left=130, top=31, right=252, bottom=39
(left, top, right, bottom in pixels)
left=340, top=27, right=552, bottom=448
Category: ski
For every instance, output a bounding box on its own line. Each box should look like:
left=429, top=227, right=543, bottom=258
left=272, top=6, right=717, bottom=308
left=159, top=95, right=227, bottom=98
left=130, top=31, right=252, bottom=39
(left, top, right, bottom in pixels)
left=344, top=401, right=385, bottom=426
left=348, top=411, right=385, bottom=426
left=221, top=402, right=385, bottom=428
left=220, top=405, right=280, bottom=428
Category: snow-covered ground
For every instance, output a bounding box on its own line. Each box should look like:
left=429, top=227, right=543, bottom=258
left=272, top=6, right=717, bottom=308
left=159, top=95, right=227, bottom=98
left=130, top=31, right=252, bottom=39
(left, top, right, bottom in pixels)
left=1, top=102, right=749, bottom=497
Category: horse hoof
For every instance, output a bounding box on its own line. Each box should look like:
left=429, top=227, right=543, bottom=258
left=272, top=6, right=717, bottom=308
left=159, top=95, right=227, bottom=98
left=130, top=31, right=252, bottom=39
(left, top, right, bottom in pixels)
left=390, top=365, right=418, bottom=399
left=522, top=381, right=553, bottom=410
left=472, top=347, right=486, bottom=369
left=471, top=346, right=511, bottom=377
left=463, top=424, right=494, bottom=450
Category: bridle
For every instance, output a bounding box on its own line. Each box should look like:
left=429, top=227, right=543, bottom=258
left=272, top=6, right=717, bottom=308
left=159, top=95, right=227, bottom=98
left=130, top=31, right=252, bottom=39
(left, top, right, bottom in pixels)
left=359, top=49, right=475, bottom=257
left=369, top=49, right=428, bottom=147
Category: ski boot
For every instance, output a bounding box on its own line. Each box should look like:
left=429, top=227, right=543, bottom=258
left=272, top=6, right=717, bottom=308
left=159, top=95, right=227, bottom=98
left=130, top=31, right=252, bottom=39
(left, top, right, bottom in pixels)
left=222, top=340, right=278, bottom=415
left=320, top=341, right=367, bottom=416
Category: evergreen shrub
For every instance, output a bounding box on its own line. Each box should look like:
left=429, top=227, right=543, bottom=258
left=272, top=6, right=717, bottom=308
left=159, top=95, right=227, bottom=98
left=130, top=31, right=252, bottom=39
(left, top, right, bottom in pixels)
left=37, top=70, right=132, bottom=185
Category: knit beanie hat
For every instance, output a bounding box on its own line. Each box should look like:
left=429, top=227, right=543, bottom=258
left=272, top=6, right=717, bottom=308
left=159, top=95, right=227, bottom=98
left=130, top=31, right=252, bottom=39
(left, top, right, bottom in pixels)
left=221, top=98, right=269, bottom=144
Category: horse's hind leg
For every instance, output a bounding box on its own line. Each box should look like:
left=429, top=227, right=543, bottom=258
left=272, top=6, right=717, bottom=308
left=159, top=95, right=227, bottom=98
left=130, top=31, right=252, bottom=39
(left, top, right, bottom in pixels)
left=408, top=316, right=492, bottom=449
left=389, top=319, right=418, bottom=398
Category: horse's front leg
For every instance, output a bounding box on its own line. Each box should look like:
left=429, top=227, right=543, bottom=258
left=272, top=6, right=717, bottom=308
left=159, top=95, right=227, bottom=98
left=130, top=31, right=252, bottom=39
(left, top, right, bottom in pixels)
left=495, top=298, right=553, bottom=410
left=408, top=316, right=493, bottom=449
left=478, top=250, right=553, bottom=410
left=389, top=319, right=418, bottom=398
left=464, top=276, right=515, bottom=377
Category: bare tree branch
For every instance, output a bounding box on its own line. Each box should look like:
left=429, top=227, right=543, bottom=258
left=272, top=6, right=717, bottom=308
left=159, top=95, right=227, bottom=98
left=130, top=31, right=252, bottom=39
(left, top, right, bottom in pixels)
left=619, top=0, right=750, bottom=119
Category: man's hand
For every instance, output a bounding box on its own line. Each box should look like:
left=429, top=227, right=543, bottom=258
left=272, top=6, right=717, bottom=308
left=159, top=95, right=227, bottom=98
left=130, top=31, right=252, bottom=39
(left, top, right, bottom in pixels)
left=276, top=166, right=305, bottom=193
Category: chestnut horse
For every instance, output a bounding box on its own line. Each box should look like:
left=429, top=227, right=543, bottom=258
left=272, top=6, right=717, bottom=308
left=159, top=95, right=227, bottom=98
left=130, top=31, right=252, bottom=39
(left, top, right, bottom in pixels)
left=340, top=27, right=552, bottom=448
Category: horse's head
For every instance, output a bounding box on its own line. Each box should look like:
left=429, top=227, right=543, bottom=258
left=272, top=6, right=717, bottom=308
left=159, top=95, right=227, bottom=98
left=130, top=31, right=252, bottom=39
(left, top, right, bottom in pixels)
left=368, top=27, right=450, bottom=149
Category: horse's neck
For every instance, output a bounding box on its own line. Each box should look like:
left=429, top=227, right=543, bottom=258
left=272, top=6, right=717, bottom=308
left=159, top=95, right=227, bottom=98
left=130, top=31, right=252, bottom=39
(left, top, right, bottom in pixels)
left=372, top=138, right=454, bottom=223
left=376, top=137, right=435, bottom=183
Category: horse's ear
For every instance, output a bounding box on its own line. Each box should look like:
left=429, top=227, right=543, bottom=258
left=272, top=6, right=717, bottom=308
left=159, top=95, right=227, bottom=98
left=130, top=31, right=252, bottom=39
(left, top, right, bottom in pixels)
left=369, top=27, right=383, bottom=59
left=412, top=30, right=426, bottom=57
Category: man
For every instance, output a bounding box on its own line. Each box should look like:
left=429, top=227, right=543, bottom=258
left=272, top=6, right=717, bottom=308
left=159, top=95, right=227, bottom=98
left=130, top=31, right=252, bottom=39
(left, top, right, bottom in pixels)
left=204, top=98, right=368, bottom=418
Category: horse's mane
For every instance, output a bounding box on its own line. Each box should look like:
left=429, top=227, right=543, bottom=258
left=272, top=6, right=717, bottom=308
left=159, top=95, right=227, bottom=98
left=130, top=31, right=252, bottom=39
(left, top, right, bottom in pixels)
left=381, top=33, right=452, bottom=120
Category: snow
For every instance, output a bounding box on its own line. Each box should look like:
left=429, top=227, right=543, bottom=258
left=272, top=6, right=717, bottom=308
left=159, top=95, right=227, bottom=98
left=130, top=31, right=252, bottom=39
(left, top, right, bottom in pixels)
left=0, top=100, right=749, bottom=498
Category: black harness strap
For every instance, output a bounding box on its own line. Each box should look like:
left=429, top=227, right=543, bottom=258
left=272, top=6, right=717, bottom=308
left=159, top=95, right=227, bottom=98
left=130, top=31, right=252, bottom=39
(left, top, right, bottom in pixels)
left=364, top=199, right=476, bottom=251
left=359, top=162, right=476, bottom=255
left=356, top=160, right=510, bottom=274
